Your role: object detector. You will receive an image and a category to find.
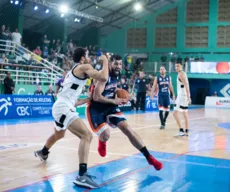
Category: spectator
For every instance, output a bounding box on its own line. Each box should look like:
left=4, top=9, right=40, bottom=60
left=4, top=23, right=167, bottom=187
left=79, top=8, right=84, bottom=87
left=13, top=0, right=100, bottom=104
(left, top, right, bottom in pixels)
left=213, top=91, right=218, bottom=97
left=132, top=71, right=149, bottom=111
left=177, top=55, right=183, bottom=64
left=42, top=34, right=50, bottom=50
left=0, top=54, right=8, bottom=63
left=171, top=55, right=176, bottom=64
left=45, top=85, right=55, bottom=96
left=50, top=39, right=56, bottom=51
left=118, top=78, right=129, bottom=92
left=43, top=46, right=49, bottom=58
left=200, top=55, right=204, bottom=61
left=33, top=46, right=42, bottom=56
left=55, top=71, right=67, bottom=94
left=195, top=56, right=199, bottom=61
left=4, top=72, right=15, bottom=94
left=160, top=53, right=167, bottom=63
left=34, top=86, right=44, bottom=95
left=184, top=56, right=189, bottom=63
left=11, top=28, right=22, bottom=53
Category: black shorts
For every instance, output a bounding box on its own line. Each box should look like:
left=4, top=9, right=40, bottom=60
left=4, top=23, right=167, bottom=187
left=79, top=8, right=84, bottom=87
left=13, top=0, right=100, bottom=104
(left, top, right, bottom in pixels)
left=86, top=104, right=126, bottom=136
left=158, top=95, right=170, bottom=111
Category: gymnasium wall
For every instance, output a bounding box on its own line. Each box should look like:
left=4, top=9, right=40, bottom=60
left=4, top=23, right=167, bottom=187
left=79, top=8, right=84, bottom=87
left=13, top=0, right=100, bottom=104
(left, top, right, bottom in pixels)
left=100, top=0, right=230, bottom=62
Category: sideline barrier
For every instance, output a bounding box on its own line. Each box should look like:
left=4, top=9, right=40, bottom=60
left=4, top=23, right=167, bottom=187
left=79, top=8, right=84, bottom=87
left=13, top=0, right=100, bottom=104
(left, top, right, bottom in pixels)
left=205, top=96, right=230, bottom=108
left=0, top=95, right=54, bottom=119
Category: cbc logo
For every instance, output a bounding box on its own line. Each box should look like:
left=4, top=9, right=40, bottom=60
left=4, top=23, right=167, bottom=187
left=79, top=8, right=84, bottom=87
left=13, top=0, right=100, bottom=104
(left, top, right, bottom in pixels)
left=17, top=106, right=30, bottom=116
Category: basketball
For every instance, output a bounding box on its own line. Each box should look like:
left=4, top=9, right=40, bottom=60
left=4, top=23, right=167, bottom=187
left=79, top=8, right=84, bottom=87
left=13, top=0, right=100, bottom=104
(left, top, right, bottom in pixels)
left=116, top=89, right=130, bottom=104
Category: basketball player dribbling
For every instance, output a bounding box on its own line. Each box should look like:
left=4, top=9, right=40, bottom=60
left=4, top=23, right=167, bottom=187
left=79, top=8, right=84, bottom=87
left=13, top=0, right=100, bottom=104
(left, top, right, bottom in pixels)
left=173, top=63, right=191, bottom=136
left=86, top=54, right=163, bottom=171
left=34, top=48, right=109, bottom=189
left=151, top=66, right=175, bottom=129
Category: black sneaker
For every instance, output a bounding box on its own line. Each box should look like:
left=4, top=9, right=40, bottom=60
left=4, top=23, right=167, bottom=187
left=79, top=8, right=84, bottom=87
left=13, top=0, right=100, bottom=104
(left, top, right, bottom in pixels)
left=73, top=173, right=99, bottom=189
left=34, top=150, right=49, bottom=161
left=185, top=129, right=189, bottom=136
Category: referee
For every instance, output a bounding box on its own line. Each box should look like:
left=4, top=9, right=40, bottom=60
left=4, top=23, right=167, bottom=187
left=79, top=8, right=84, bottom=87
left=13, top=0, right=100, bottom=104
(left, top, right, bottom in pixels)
left=132, top=72, right=149, bottom=111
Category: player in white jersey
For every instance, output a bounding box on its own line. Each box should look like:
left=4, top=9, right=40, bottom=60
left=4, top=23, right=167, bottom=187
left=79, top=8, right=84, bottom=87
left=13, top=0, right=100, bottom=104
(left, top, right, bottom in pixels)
left=34, top=47, right=109, bottom=189
left=173, top=63, right=191, bottom=136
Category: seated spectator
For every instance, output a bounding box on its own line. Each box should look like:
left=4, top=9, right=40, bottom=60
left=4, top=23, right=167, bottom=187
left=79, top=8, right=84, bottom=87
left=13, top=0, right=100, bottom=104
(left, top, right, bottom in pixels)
left=0, top=53, right=8, bottom=63
left=4, top=72, right=15, bottom=94
left=34, top=86, right=44, bottom=95
left=33, top=46, right=42, bottom=56
left=45, top=85, right=55, bottom=96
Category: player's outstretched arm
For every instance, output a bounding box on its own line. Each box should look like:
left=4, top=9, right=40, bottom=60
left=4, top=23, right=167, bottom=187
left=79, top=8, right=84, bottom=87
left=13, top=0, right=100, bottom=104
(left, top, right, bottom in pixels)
left=93, top=81, right=124, bottom=105
left=82, top=55, right=109, bottom=82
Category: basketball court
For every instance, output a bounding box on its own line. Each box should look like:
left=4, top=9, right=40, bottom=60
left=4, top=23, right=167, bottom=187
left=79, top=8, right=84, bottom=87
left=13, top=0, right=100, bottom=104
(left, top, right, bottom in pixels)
left=1, top=107, right=230, bottom=192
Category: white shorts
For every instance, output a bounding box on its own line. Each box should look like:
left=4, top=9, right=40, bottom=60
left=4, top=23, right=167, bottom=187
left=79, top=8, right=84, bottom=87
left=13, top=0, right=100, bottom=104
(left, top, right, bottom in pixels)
left=52, top=101, right=79, bottom=131
left=174, top=95, right=189, bottom=112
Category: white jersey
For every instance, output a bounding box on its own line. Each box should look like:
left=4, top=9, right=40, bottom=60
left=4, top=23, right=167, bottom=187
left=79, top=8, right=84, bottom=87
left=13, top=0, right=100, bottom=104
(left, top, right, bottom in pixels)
left=177, top=71, right=189, bottom=96
left=57, top=64, right=87, bottom=108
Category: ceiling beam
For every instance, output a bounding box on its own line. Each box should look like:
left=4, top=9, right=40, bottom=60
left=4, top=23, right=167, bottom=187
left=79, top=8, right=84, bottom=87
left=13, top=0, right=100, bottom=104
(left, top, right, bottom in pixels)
left=84, top=0, right=138, bottom=21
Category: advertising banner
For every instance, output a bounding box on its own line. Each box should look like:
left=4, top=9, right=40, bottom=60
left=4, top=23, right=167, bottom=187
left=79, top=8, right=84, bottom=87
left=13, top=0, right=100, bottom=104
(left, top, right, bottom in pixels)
left=0, top=95, right=54, bottom=119
left=205, top=96, right=230, bottom=109
left=145, top=96, right=158, bottom=111
left=190, top=62, right=230, bottom=74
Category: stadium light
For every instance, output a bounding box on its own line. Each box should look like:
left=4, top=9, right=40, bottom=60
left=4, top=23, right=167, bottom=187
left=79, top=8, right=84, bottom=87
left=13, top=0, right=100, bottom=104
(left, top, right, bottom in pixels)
left=61, top=13, right=65, bottom=17
left=15, top=0, right=19, bottom=5
left=27, top=0, right=103, bottom=22
left=45, top=8, right=49, bottom=13
left=59, top=4, right=69, bottom=13
left=134, top=2, right=142, bottom=11
left=10, top=0, right=14, bottom=4
left=74, top=18, right=80, bottom=22
left=34, top=5, right=38, bottom=10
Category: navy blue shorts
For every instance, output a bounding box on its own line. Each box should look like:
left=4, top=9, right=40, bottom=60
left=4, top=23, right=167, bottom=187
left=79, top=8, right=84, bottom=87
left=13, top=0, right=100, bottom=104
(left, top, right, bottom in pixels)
left=158, top=95, right=170, bottom=111
left=86, top=104, right=126, bottom=136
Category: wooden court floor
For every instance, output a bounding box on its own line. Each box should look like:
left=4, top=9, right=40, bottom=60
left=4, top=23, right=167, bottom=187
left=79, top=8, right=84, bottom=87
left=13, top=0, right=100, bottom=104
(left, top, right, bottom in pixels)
left=0, top=108, right=230, bottom=191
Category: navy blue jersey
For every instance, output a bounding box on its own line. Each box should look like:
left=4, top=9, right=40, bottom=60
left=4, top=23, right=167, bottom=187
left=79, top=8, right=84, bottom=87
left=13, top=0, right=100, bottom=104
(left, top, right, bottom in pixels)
left=157, top=75, right=170, bottom=96
left=91, top=73, right=119, bottom=109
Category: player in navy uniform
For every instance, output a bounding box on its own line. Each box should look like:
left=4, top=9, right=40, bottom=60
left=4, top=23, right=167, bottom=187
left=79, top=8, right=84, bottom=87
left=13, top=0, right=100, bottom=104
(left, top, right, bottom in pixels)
left=151, top=66, right=175, bottom=129
left=86, top=54, right=163, bottom=171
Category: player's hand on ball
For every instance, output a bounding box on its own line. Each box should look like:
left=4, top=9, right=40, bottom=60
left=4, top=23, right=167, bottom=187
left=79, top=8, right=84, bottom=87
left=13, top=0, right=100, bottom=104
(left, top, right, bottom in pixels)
left=114, top=97, right=126, bottom=105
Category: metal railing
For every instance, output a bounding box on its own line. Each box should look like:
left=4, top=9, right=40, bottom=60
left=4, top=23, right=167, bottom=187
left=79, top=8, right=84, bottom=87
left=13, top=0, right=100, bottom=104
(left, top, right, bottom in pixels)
left=143, top=61, right=189, bottom=74
left=0, top=40, right=63, bottom=85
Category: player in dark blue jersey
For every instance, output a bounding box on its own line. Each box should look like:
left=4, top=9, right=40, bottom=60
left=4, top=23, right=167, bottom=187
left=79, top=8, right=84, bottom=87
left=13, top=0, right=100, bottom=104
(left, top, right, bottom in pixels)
left=151, top=66, right=175, bottom=129
left=87, top=54, right=163, bottom=171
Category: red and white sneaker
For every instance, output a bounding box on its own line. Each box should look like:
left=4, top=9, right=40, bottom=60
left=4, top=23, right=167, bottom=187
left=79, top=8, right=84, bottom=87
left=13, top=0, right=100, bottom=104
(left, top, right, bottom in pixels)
left=98, top=140, right=107, bottom=157
left=147, top=155, right=163, bottom=171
